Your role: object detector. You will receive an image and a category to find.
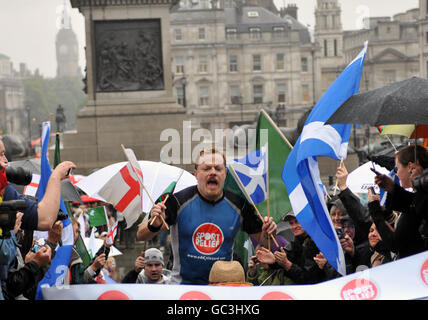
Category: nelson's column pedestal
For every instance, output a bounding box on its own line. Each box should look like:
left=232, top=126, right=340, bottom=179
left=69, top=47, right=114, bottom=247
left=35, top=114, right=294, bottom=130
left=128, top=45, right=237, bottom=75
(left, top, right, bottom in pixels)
left=63, top=0, right=186, bottom=175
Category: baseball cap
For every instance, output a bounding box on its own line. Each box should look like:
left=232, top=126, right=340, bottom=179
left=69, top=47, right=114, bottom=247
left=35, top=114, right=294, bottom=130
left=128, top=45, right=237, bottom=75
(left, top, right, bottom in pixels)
left=144, top=248, right=164, bottom=266
left=283, top=211, right=296, bottom=221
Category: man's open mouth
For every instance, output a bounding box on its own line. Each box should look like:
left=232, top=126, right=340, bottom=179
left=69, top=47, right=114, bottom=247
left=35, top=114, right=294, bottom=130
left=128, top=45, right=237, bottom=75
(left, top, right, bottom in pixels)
left=207, top=179, right=218, bottom=186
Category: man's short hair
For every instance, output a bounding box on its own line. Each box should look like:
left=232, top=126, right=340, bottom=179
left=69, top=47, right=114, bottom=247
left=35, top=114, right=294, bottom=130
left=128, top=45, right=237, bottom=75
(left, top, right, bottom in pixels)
left=194, top=146, right=226, bottom=169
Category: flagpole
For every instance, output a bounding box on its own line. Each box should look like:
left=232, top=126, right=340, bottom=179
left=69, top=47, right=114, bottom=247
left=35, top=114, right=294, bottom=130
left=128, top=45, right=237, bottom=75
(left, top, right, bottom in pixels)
left=266, top=143, right=271, bottom=251
left=228, top=165, right=279, bottom=247
left=333, top=158, right=344, bottom=196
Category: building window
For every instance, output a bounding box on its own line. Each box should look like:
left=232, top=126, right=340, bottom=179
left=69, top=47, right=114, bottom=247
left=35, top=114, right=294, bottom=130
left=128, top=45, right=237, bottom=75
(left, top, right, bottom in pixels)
left=226, top=28, right=238, bottom=40
left=334, top=39, right=338, bottom=56
left=273, top=26, right=285, bottom=39
left=230, top=85, right=241, bottom=104
left=249, top=27, right=261, bottom=40
left=198, top=55, right=208, bottom=73
left=276, top=53, right=285, bottom=70
left=302, top=84, right=309, bottom=102
left=253, top=84, right=264, bottom=104
left=277, top=83, right=286, bottom=103
left=175, top=29, right=182, bottom=41
left=324, top=39, right=328, bottom=57
left=198, top=27, right=206, bottom=40
left=176, top=87, right=184, bottom=106
left=199, top=86, right=210, bottom=106
left=229, top=55, right=238, bottom=72
left=174, top=56, right=184, bottom=74
left=301, top=57, right=308, bottom=72
left=253, top=54, right=262, bottom=71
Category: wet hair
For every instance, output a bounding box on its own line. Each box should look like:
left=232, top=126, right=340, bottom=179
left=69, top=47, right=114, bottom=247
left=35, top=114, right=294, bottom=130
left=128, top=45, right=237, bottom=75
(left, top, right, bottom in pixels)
left=395, top=145, right=428, bottom=169
left=194, top=146, right=226, bottom=169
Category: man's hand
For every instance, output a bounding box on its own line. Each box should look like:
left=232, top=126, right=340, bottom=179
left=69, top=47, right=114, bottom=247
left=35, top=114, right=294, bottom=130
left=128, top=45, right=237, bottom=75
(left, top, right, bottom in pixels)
left=256, top=247, right=275, bottom=265
left=149, top=202, right=166, bottom=229
left=273, top=247, right=292, bottom=270
left=262, top=216, right=277, bottom=237
left=50, top=161, right=76, bottom=181
left=336, top=160, right=348, bottom=191
left=247, top=255, right=258, bottom=277
left=374, top=174, right=395, bottom=193
left=13, top=212, right=24, bottom=235
left=134, top=256, right=145, bottom=273
left=340, top=234, right=355, bottom=257
left=48, top=220, right=63, bottom=245
left=313, top=252, right=327, bottom=270
left=367, top=188, right=380, bottom=203
left=91, top=253, right=106, bottom=271
left=31, top=246, right=52, bottom=267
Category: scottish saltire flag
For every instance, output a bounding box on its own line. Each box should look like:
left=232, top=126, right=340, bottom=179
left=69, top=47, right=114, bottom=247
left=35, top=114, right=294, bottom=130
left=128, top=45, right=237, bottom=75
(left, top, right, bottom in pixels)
left=35, top=121, right=74, bottom=300
left=229, top=145, right=268, bottom=205
left=283, top=42, right=368, bottom=276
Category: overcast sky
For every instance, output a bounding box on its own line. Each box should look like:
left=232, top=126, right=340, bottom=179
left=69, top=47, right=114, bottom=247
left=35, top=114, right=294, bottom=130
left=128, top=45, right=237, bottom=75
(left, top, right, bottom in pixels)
left=0, top=0, right=419, bottom=78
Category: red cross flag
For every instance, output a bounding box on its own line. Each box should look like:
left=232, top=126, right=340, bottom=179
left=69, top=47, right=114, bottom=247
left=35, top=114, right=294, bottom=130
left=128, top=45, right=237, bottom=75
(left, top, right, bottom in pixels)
left=98, top=162, right=142, bottom=229
left=23, top=174, right=40, bottom=197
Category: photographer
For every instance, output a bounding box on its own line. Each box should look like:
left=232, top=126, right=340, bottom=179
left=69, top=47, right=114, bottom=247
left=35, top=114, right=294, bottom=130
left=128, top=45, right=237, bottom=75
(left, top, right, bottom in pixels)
left=374, top=145, right=428, bottom=258
left=0, top=139, right=76, bottom=231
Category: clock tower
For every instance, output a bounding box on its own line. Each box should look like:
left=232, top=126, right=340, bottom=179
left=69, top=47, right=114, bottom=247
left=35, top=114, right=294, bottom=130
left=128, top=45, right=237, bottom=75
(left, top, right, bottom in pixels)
left=55, top=4, right=81, bottom=78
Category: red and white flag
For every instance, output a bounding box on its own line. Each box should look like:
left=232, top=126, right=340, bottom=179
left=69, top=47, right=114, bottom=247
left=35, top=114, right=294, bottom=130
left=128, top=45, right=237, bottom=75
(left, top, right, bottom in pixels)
left=23, top=174, right=40, bottom=197
left=106, top=220, right=118, bottom=245
left=98, top=163, right=142, bottom=229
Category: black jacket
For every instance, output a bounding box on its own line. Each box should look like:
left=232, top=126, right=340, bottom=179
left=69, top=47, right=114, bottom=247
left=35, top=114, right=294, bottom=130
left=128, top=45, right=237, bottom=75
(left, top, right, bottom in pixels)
left=282, top=234, right=325, bottom=284
left=379, top=184, right=426, bottom=258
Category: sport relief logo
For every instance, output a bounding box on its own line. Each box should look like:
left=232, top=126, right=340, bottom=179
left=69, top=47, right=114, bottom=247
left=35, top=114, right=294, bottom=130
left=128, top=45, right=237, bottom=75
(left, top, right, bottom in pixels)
left=340, top=278, right=378, bottom=300
left=193, top=223, right=223, bottom=255
left=421, top=258, right=428, bottom=286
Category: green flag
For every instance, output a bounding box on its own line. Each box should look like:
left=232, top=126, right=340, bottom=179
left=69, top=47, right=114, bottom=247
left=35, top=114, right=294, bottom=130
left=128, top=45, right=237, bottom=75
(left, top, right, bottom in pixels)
left=255, top=109, right=293, bottom=223
left=156, top=181, right=177, bottom=204
left=74, top=234, right=92, bottom=268
left=54, top=133, right=61, bottom=169
left=88, top=206, right=108, bottom=227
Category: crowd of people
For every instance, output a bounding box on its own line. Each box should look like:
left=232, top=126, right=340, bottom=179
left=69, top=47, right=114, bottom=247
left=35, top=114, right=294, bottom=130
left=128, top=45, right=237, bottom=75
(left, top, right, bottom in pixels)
left=1, top=139, right=427, bottom=299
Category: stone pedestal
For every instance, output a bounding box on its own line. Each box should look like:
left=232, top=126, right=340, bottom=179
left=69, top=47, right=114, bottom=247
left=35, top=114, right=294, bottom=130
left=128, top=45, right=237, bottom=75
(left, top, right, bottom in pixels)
left=65, top=0, right=185, bottom=175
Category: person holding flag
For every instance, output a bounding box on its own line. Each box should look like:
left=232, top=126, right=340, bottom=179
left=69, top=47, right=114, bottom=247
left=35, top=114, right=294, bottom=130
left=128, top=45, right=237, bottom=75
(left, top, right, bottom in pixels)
left=137, top=147, right=277, bottom=285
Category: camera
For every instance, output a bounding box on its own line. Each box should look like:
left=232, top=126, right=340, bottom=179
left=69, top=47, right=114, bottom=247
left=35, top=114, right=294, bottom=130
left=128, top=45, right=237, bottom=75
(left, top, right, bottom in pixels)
left=252, top=257, right=259, bottom=264
left=3, top=166, right=33, bottom=186
left=336, top=227, right=345, bottom=239
left=412, top=168, right=428, bottom=194
left=0, top=200, right=26, bottom=237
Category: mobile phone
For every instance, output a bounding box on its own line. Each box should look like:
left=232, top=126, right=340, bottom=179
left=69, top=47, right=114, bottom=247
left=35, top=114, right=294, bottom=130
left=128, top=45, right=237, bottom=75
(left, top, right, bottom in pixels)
left=370, top=167, right=382, bottom=176
left=66, top=168, right=73, bottom=176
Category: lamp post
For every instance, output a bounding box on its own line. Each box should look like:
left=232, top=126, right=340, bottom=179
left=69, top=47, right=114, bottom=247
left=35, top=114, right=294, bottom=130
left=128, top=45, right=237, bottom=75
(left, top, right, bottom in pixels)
left=25, top=105, right=31, bottom=154
left=180, top=76, right=187, bottom=108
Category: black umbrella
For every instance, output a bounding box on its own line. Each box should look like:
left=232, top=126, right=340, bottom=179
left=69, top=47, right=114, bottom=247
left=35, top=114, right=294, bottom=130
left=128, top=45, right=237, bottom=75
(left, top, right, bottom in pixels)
left=8, top=159, right=82, bottom=204
left=326, top=77, right=428, bottom=126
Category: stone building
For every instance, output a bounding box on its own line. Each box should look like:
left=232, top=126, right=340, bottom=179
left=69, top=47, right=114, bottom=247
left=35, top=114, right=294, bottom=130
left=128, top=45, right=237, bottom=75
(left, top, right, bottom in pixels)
left=170, top=0, right=316, bottom=134
left=0, top=53, right=26, bottom=139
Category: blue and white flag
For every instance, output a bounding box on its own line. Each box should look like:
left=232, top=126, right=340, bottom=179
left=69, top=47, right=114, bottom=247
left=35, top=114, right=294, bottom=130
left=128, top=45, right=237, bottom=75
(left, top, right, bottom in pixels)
left=282, top=42, right=368, bottom=276
left=229, top=145, right=267, bottom=205
left=35, top=121, right=74, bottom=300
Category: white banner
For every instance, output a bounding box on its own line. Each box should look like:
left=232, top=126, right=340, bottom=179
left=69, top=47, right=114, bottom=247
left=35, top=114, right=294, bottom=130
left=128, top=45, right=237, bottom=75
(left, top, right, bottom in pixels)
left=42, top=251, right=428, bottom=300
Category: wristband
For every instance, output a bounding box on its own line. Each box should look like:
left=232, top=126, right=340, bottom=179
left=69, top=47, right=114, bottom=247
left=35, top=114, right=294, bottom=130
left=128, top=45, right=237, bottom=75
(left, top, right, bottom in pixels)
left=147, top=220, right=162, bottom=233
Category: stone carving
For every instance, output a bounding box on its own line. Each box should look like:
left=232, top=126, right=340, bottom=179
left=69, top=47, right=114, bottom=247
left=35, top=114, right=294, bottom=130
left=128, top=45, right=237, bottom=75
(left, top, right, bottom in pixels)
left=95, top=19, right=164, bottom=92
left=55, top=104, right=66, bottom=133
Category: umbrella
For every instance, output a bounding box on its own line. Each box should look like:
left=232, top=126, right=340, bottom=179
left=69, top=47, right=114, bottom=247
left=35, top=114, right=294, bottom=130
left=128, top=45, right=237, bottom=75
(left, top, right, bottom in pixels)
left=378, top=124, right=428, bottom=139
left=83, top=238, right=122, bottom=257
left=326, top=77, right=428, bottom=126
left=76, top=161, right=197, bottom=213
left=346, top=161, right=390, bottom=194
left=8, top=160, right=83, bottom=204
